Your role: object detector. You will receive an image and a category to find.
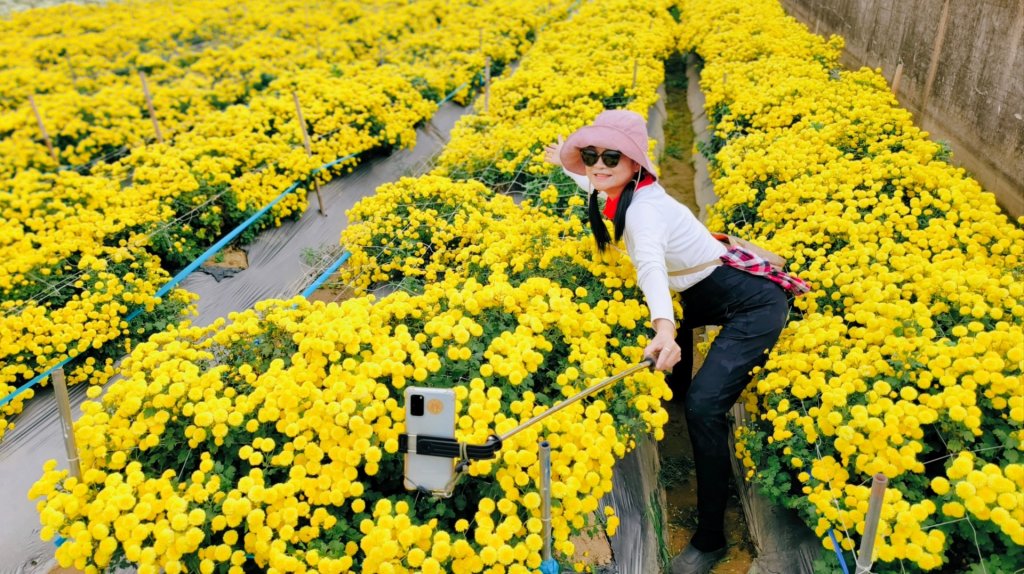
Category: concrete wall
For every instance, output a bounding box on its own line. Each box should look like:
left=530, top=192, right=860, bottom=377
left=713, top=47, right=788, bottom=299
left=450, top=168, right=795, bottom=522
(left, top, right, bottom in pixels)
left=779, top=0, right=1024, bottom=218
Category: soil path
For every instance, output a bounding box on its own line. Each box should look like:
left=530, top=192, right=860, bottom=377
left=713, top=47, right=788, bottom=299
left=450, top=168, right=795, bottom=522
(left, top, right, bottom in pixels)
left=658, top=55, right=755, bottom=574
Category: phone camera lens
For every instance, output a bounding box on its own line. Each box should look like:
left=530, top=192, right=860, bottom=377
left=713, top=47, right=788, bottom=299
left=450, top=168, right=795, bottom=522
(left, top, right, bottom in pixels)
left=410, top=394, right=424, bottom=416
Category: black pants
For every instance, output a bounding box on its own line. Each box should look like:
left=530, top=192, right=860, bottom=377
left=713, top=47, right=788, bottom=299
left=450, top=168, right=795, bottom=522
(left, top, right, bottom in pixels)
left=666, top=265, right=790, bottom=547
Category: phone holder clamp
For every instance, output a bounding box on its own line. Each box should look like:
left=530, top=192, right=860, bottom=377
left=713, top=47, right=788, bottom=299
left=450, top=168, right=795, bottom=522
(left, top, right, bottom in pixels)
left=398, top=433, right=503, bottom=462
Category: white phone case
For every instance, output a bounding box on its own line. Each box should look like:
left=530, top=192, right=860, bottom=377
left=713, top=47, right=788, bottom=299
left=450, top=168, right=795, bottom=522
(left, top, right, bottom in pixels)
left=403, top=386, right=456, bottom=494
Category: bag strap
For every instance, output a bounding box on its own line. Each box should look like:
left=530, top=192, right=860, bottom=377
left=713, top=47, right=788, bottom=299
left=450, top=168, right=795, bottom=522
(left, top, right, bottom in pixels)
left=666, top=233, right=731, bottom=277
left=667, top=259, right=721, bottom=277
left=666, top=233, right=787, bottom=277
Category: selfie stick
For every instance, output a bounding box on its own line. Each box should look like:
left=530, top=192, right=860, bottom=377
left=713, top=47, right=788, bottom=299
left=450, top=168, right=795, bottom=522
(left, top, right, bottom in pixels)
left=399, top=357, right=655, bottom=465
left=499, top=357, right=654, bottom=444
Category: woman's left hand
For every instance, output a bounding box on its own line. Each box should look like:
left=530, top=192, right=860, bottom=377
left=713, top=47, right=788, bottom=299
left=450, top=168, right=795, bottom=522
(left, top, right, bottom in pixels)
left=644, top=318, right=682, bottom=371
left=543, top=135, right=564, bottom=166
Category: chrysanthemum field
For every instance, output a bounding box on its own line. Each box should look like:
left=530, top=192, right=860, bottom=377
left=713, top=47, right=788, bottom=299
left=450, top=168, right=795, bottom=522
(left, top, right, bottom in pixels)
left=11, top=0, right=1023, bottom=573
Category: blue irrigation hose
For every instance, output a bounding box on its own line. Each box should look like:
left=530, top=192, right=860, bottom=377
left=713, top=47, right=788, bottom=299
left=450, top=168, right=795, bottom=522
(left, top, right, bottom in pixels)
left=312, top=153, right=359, bottom=176
left=0, top=178, right=312, bottom=410
left=0, top=354, right=74, bottom=409
left=828, top=528, right=850, bottom=574
left=300, top=251, right=351, bottom=298
left=439, top=81, right=469, bottom=105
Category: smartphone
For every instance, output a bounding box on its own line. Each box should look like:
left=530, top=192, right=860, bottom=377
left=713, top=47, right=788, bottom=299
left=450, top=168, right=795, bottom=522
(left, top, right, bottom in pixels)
left=403, top=386, right=456, bottom=494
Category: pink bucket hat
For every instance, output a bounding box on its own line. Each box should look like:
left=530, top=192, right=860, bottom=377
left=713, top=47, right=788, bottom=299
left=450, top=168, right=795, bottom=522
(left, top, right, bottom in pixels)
left=560, top=109, right=657, bottom=181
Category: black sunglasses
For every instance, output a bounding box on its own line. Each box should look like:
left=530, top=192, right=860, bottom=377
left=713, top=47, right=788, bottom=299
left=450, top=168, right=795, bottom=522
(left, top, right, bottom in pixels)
left=580, top=148, right=622, bottom=168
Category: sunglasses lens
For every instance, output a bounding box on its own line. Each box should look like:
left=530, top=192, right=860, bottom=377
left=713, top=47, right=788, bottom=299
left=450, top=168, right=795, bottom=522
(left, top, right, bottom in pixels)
left=580, top=148, right=622, bottom=168
left=580, top=149, right=598, bottom=166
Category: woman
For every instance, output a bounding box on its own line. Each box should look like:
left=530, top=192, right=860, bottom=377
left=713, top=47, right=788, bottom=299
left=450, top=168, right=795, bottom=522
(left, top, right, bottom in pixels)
left=545, top=110, right=801, bottom=574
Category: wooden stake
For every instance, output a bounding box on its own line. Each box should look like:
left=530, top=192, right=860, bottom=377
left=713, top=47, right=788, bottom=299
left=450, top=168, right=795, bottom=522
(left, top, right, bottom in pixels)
left=891, top=61, right=904, bottom=94
left=922, top=0, right=950, bottom=116
left=292, top=91, right=326, bottom=216
left=52, top=368, right=82, bottom=480
left=854, top=474, right=888, bottom=574
left=28, top=95, right=58, bottom=164
left=139, top=71, right=164, bottom=143
left=479, top=30, right=488, bottom=112
left=484, top=57, right=491, bottom=114
left=64, top=52, right=78, bottom=88
left=305, top=27, right=318, bottom=58
left=305, top=4, right=322, bottom=58
left=632, top=59, right=639, bottom=90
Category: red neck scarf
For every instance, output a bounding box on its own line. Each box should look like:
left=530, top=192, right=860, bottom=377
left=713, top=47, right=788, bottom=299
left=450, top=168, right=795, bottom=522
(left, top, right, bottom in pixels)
left=602, top=173, right=656, bottom=220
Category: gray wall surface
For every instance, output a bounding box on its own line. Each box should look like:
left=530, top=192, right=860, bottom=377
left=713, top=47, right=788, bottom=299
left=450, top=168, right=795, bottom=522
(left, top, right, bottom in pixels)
left=780, top=0, right=1024, bottom=218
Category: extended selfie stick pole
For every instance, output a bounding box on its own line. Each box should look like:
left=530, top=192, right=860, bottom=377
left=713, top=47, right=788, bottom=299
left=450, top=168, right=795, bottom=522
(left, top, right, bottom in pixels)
left=399, top=357, right=655, bottom=463
left=496, top=358, right=654, bottom=444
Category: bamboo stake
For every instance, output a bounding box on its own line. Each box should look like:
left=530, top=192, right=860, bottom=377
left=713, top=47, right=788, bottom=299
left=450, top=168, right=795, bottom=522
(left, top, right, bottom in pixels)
left=52, top=368, right=82, bottom=480
left=854, top=474, right=888, bottom=574
left=922, top=0, right=951, bottom=116
left=891, top=61, right=904, bottom=94
left=483, top=57, right=491, bottom=114
left=138, top=70, right=164, bottom=143
left=305, top=4, right=322, bottom=58
left=28, top=95, right=59, bottom=164
left=63, top=51, right=78, bottom=87
left=292, top=91, right=326, bottom=216
left=632, top=58, right=639, bottom=90
left=540, top=440, right=552, bottom=563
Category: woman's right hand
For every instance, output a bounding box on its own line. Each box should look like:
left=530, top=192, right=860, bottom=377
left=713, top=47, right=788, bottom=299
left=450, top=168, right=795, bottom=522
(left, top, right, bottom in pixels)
left=543, top=135, right=564, bottom=166
left=644, top=318, right=682, bottom=371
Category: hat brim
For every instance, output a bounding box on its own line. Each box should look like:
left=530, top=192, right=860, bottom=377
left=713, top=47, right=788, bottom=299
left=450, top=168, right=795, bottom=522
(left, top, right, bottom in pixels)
left=559, top=125, right=658, bottom=180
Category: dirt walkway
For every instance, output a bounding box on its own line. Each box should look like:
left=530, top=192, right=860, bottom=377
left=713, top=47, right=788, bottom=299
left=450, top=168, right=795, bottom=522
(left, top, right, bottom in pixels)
left=657, top=54, right=755, bottom=574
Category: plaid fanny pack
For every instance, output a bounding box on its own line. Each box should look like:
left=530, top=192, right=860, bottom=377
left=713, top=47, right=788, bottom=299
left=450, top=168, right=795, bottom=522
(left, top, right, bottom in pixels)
left=719, top=246, right=811, bottom=295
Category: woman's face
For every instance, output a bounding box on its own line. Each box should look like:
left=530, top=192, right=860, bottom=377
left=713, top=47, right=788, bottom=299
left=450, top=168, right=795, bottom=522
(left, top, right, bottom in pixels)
left=582, top=147, right=639, bottom=196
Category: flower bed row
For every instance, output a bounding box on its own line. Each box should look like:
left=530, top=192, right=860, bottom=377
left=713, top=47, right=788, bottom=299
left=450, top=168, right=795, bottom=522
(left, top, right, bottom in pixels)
left=677, top=1, right=1024, bottom=572
left=0, top=0, right=505, bottom=175
left=434, top=0, right=677, bottom=201
left=1, top=0, right=574, bottom=440
left=31, top=0, right=686, bottom=571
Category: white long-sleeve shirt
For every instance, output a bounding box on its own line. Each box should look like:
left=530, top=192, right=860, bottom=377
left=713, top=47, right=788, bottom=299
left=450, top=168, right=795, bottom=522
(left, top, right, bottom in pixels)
left=566, top=170, right=726, bottom=323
